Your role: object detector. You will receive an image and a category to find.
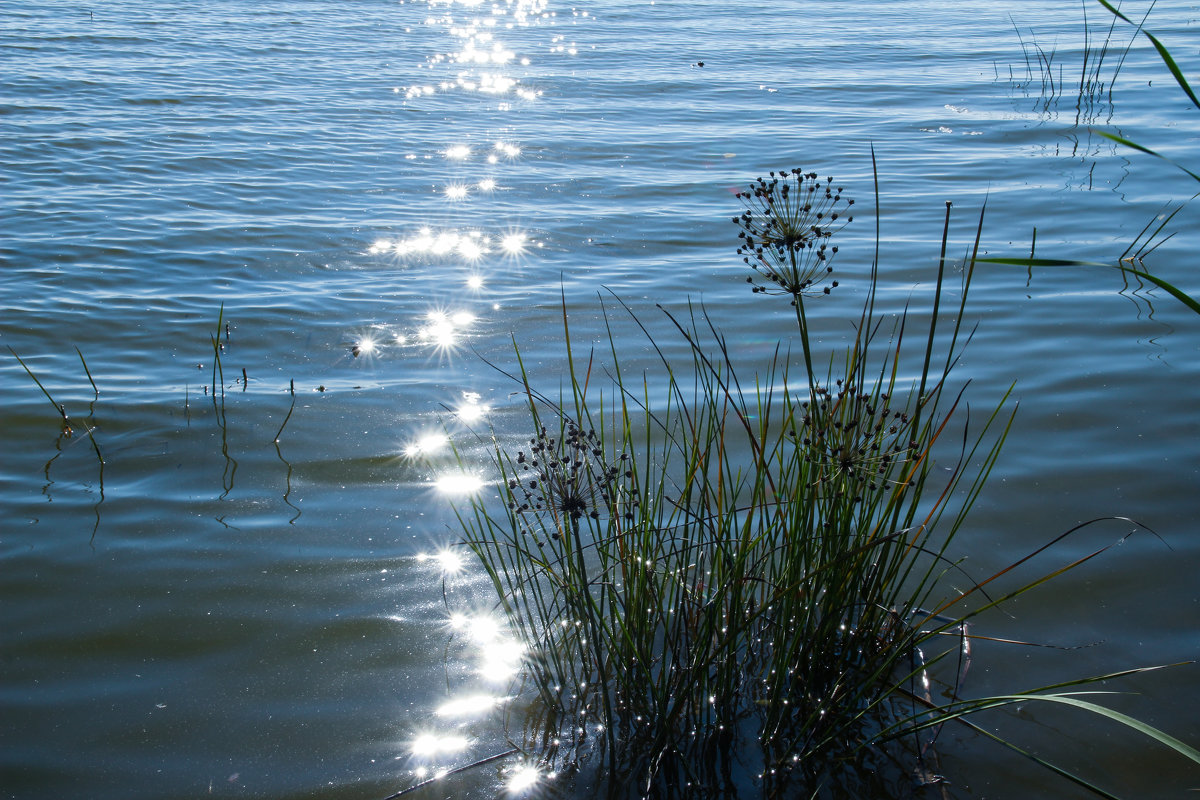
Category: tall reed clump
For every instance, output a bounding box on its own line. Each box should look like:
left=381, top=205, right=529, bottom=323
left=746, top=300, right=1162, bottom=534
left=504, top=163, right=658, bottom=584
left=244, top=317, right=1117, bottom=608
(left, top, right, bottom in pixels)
left=454, top=167, right=1193, bottom=797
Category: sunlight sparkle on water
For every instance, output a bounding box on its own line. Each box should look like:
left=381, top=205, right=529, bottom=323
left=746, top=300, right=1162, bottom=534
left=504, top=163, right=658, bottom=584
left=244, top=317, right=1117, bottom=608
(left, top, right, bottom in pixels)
left=421, top=321, right=456, bottom=350
left=378, top=228, right=492, bottom=261
left=352, top=336, right=378, bottom=357
left=434, top=471, right=485, bottom=496
left=479, top=637, right=523, bottom=681
left=444, top=144, right=471, bottom=160
left=458, top=232, right=487, bottom=260
left=494, top=141, right=521, bottom=159
left=403, top=432, right=449, bottom=458
left=455, top=392, right=489, bottom=422
left=418, top=309, right=473, bottom=354
left=448, top=612, right=525, bottom=681
left=435, top=693, right=502, bottom=718
left=478, top=73, right=517, bottom=93
left=428, top=548, right=464, bottom=574
left=500, top=232, right=527, bottom=256
left=454, top=41, right=515, bottom=65
left=506, top=764, right=542, bottom=794
left=433, top=232, right=459, bottom=255
left=411, top=732, right=471, bottom=758
left=456, top=612, right=500, bottom=642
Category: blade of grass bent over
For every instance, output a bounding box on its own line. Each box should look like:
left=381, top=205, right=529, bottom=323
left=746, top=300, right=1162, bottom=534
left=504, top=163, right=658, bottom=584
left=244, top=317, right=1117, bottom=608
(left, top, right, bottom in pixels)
left=1094, top=131, right=1200, bottom=184
left=979, top=256, right=1200, bottom=316
left=1096, top=0, right=1199, bottom=111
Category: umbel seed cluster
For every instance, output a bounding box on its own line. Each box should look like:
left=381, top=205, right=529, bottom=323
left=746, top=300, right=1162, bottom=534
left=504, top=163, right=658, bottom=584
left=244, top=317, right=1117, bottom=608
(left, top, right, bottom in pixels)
left=734, top=169, right=854, bottom=301
left=506, top=423, right=638, bottom=543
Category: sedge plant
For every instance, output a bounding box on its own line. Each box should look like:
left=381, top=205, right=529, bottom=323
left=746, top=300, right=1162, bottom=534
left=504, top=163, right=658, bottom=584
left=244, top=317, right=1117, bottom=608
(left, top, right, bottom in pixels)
left=452, top=165, right=1198, bottom=798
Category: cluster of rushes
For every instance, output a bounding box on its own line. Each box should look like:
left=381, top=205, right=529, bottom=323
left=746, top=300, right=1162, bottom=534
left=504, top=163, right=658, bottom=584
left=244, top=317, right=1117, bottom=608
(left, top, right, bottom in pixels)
left=456, top=161, right=1198, bottom=798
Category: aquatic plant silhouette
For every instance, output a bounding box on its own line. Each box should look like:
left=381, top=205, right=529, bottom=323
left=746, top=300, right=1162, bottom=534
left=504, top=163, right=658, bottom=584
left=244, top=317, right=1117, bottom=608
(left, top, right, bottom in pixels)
left=450, top=160, right=1200, bottom=798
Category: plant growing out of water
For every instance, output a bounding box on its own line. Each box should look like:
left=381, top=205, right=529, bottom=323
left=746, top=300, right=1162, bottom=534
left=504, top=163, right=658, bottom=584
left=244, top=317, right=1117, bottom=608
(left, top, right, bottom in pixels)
left=988, top=1, right=1200, bottom=317
left=453, top=165, right=1199, bottom=797
left=735, top=170, right=853, bottom=388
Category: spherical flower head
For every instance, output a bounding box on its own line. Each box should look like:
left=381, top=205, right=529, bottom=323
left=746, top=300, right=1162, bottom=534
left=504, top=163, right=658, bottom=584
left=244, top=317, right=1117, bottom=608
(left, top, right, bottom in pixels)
left=732, top=169, right=853, bottom=300
left=504, top=420, right=639, bottom=545
left=792, top=379, right=914, bottom=507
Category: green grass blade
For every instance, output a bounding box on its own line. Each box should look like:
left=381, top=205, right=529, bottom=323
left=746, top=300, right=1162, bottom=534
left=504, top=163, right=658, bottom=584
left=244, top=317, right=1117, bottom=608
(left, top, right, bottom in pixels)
left=979, top=256, right=1200, bottom=316
left=933, top=706, right=1124, bottom=799
left=9, top=346, right=66, bottom=419
left=1095, top=0, right=1199, bottom=111
left=1143, top=30, right=1200, bottom=110
left=273, top=379, right=297, bottom=442
left=984, top=694, right=1200, bottom=768
left=1113, top=263, right=1200, bottom=314
left=76, top=347, right=99, bottom=398
left=1094, top=131, right=1200, bottom=183
left=978, top=256, right=1110, bottom=268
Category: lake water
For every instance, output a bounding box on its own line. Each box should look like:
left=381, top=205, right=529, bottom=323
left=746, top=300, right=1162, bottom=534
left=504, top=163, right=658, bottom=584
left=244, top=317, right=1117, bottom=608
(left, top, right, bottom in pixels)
left=2, top=1, right=1198, bottom=797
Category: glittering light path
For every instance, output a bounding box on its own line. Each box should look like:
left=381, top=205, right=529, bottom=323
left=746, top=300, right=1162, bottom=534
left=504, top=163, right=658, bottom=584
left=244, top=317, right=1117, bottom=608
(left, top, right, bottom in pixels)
left=374, top=1, right=598, bottom=795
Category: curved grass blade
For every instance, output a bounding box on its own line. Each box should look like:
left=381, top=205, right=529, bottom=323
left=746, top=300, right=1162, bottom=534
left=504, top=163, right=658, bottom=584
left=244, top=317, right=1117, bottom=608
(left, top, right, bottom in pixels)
left=882, top=662, right=1199, bottom=797
left=910, top=691, right=1200, bottom=768
left=1023, top=694, right=1200, bottom=766
left=1094, top=130, right=1200, bottom=183
left=1112, top=262, right=1200, bottom=314
left=979, top=256, right=1200, bottom=316
left=1095, top=0, right=1199, bottom=111
left=273, top=379, right=297, bottom=442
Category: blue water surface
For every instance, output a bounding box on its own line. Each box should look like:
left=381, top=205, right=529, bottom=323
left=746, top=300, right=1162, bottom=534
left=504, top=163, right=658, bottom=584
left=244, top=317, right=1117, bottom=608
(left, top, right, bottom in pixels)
left=2, top=1, right=1198, bottom=798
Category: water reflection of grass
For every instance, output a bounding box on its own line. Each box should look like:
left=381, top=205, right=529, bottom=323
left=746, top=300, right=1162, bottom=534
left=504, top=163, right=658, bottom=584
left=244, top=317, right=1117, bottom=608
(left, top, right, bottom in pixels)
left=989, top=0, right=1200, bottom=315
left=448, top=162, right=1199, bottom=798
left=1006, top=0, right=1141, bottom=125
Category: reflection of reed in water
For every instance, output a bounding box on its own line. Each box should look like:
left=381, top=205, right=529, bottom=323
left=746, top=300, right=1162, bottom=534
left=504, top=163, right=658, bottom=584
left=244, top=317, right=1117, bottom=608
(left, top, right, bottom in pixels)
left=1002, top=3, right=1151, bottom=189
left=11, top=344, right=107, bottom=540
